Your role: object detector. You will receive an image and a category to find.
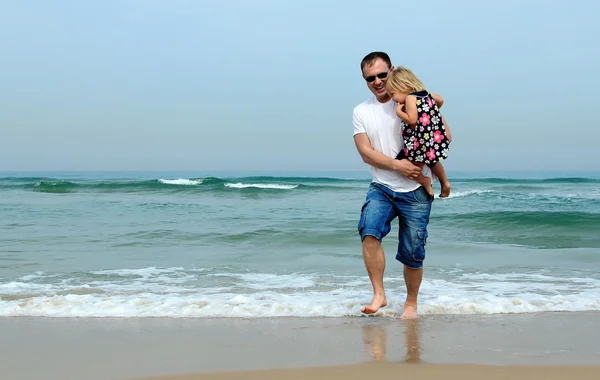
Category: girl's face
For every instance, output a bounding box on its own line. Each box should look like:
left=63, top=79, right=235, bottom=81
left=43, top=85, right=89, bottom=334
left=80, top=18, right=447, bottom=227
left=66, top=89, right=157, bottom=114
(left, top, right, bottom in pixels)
left=387, top=88, right=407, bottom=104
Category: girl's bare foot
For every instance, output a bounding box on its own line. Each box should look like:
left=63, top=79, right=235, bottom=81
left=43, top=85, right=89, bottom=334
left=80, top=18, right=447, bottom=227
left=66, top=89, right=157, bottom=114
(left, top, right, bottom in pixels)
left=423, top=182, right=434, bottom=198
left=439, top=181, right=451, bottom=198
left=416, top=174, right=434, bottom=198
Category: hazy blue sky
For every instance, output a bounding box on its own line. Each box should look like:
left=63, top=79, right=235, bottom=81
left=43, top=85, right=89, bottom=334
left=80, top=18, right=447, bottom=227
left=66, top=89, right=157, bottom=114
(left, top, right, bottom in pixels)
left=1, top=0, right=598, bottom=173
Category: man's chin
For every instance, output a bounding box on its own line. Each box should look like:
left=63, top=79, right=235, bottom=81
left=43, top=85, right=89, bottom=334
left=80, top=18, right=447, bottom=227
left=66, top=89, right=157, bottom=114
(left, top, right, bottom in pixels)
left=375, top=92, right=390, bottom=101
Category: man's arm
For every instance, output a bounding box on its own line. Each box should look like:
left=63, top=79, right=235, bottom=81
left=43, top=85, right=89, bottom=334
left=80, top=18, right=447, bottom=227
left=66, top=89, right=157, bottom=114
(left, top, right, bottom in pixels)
left=431, top=92, right=444, bottom=108
left=441, top=114, right=452, bottom=143
left=429, top=92, right=451, bottom=142
left=354, top=133, right=421, bottom=178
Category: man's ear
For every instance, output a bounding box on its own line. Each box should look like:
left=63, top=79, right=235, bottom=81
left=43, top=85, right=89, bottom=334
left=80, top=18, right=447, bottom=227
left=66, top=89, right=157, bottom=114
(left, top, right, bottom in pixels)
left=390, top=65, right=395, bottom=71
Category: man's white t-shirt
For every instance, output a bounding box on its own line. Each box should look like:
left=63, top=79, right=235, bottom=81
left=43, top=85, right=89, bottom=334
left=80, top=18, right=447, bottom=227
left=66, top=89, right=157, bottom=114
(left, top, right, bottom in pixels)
left=353, top=96, right=433, bottom=193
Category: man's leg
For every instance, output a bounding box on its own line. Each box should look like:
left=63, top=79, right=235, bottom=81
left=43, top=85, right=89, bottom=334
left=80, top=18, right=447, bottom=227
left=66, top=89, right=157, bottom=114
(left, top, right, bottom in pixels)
left=394, top=185, right=433, bottom=319
left=358, top=184, right=396, bottom=314
left=402, top=265, right=423, bottom=319
left=361, top=236, right=387, bottom=314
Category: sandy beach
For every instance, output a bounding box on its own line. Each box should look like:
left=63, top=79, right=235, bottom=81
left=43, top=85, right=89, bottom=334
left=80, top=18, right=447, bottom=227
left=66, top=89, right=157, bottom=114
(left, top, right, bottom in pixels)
left=1, top=311, right=599, bottom=380
left=141, top=363, right=599, bottom=380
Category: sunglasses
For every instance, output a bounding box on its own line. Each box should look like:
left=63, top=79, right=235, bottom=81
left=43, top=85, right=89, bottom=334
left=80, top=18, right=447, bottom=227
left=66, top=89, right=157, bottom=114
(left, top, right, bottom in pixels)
left=364, top=71, right=389, bottom=83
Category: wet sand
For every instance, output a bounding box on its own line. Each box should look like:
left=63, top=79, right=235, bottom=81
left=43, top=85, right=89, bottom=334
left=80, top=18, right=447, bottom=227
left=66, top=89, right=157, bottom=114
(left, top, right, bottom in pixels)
left=1, top=312, right=599, bottom=380
left=140, top=363, right=599, bottom=380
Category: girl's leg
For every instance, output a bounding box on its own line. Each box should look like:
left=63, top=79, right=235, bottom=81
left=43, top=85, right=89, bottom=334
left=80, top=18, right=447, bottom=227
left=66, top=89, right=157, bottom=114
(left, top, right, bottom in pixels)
left=413, top=163, right=434, bottom=197
left=430, top=162, right=451, bottom=197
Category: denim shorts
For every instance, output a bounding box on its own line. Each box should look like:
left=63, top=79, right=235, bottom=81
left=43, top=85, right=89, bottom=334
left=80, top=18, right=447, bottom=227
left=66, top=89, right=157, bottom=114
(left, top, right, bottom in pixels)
left=357, top=182, right=433, bottom=269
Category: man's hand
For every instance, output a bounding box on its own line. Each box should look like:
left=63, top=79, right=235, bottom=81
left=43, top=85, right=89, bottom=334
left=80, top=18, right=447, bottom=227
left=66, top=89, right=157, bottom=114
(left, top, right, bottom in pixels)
left=354, top=133, right=421, bottom=179
left=392, top=159, right=421, bottom=179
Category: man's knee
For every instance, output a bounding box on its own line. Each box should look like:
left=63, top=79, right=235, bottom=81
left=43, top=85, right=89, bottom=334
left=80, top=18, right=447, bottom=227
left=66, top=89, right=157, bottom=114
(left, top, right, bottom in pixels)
left=358, top=210, right=392, bottom=242
left=357, top=190, right=394, bottom=242
left=362, top=235, right=381, bottom=249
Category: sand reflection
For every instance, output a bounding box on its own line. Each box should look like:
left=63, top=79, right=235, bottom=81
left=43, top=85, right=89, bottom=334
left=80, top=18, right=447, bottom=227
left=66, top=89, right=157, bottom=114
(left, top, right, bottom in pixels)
left=362, top=318, right=422, bottom=363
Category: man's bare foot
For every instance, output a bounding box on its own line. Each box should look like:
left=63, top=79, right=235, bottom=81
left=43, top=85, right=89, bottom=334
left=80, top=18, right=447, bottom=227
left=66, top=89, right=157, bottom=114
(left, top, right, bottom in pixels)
left=439, top=181, right=451, bottom=198
left=400, top=303, right=418, bottom=319
left=361, top=295, right=387, bottom=314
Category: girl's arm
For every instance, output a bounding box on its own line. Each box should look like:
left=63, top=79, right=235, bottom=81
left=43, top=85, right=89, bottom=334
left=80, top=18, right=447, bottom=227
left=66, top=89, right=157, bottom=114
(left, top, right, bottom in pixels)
left=430, top=92, right=444, bottom=108
left=395, top=95, right=418, bottom=126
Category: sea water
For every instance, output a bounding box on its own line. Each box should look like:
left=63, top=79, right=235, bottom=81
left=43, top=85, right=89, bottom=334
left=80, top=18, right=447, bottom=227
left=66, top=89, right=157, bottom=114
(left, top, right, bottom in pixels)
left=1, top=171, right=599, bottom=317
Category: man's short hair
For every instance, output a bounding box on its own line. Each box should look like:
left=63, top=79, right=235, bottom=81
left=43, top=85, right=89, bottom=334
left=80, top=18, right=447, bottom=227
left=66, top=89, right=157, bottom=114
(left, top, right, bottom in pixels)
left=360, top=52, right=392, bottom=73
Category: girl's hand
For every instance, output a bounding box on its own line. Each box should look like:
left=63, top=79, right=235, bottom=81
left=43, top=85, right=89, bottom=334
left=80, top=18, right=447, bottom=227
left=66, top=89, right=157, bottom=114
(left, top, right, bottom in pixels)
left=401, top=95, right=419, bottom=125
left=396, top=102, right=406, bottom=114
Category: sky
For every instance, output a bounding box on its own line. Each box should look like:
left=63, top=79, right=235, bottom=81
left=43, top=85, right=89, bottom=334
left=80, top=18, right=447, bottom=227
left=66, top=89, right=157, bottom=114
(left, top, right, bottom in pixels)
left=1, top=0, right=599, bottom=173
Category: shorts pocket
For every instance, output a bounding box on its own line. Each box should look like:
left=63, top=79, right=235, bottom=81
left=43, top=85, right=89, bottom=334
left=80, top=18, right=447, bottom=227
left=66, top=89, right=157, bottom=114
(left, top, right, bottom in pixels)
left=413, top=186, right=434, bottom=203
left=411, top=228, right=428, bottom=262
left=357, top=200, right=370, bottom=232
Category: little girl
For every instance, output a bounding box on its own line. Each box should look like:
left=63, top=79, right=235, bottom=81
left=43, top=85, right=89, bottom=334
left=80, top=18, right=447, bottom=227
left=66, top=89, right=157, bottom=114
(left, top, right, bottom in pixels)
left=385, top=66, right=452, bottom=198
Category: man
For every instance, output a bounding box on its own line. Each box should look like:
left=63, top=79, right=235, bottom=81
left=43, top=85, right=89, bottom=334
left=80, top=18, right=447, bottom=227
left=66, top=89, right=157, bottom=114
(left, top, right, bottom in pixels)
left=352, top=51, right=434, bottom=319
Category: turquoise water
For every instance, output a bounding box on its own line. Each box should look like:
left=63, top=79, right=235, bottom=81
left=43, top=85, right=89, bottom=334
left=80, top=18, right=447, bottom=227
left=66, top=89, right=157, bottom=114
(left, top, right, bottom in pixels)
left=1, top=171, right=599, bottom=317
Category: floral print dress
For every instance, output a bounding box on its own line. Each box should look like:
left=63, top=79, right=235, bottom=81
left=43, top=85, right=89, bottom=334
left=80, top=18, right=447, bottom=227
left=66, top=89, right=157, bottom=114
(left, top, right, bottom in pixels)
left=398, top=90, right=450, bottom=166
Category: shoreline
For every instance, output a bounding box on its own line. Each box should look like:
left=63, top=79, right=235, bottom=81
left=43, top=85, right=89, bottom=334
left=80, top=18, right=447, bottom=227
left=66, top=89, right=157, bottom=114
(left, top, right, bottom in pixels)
left=2, top=312, right=599, bottom=379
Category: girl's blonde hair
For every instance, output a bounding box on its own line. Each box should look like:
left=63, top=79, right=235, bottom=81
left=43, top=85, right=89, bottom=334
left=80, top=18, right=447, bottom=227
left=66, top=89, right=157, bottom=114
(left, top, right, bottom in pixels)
left=386, top=66, right=427, bottom=93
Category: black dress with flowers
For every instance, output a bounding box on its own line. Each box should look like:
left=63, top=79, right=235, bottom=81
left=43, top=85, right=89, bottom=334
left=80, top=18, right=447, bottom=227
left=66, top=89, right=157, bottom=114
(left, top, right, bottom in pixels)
left=396, top=91, right=450, bottom=166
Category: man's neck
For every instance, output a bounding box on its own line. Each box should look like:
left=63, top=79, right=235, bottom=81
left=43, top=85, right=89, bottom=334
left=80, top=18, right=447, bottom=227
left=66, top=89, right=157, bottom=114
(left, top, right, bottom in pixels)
left=375, top=94, right=391, bottom=104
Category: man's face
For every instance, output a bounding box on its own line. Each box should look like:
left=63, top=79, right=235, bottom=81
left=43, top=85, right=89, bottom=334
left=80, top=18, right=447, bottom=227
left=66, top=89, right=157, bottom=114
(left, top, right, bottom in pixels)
left=362, top=58, right=393, bottom=102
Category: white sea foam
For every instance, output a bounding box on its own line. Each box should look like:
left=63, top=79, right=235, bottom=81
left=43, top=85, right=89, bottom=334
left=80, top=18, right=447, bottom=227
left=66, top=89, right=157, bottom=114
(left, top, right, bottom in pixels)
left=158, top=178, right=203, bottom=185
left=532, top=191, right=600, bottom=201
left=210, top=273, right=315, bottom=289
left=1, top=268, right=599, bottom=318
left=90, top=266, right=188, bottom=278
left=444, top=189, right=493, bottom=199
left=224, top=183, right=298, bottom=190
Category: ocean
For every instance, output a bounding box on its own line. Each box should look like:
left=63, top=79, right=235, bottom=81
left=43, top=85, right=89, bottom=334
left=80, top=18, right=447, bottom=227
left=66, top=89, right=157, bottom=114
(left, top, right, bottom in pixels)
left=1, top=171, right=599, bottom=318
